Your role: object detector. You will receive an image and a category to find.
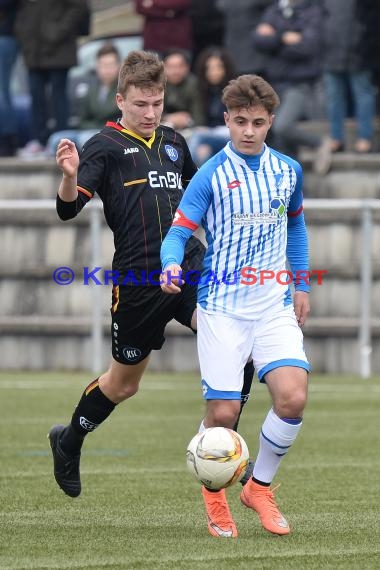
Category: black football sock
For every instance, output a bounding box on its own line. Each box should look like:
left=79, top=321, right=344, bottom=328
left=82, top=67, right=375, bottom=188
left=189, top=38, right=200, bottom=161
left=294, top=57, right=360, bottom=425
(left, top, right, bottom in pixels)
left=60, top=379, right=116, bottom=455
left=233, top=360, right=254, bottom=432
left=59, top=425, right=84, bottom=456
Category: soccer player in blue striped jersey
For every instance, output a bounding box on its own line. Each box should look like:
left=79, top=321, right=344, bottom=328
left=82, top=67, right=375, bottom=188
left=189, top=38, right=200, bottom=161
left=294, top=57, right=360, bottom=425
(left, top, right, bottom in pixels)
left=161, top=74, right=310, bottom=538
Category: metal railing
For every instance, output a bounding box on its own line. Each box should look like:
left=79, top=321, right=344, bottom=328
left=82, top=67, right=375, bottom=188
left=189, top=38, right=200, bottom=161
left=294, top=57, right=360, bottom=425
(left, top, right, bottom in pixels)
left=0, top=198, right=379, bottom=377
left=305, top=199, right=379, bottom=378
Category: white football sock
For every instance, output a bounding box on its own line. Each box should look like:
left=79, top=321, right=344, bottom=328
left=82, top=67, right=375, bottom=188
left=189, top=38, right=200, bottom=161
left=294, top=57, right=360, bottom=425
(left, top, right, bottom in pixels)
left=252, top=408, right=302, bottom=484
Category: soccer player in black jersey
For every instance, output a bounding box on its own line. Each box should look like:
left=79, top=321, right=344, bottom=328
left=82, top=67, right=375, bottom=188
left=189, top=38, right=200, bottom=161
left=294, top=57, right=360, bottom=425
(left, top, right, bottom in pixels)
left=48, top=50, right=254, bottom=498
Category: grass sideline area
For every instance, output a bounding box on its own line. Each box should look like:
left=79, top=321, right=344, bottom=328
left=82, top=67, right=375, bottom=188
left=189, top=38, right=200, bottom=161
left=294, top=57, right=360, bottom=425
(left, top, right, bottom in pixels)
left=0, top=371, right=379, bottom=570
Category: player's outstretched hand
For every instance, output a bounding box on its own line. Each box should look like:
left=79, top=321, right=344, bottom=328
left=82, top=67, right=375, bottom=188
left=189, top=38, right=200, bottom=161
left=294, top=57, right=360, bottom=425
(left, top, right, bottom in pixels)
left=160, top=264, right=184, bottom=294
left=56, top=139, right=79, bottom=178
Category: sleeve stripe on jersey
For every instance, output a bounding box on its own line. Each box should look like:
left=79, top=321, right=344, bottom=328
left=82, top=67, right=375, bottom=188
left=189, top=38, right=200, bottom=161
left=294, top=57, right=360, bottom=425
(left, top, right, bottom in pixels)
left=288, top=205, right=303, bottom=218
left=77, top=185, right=93, bottom=198
left=172, top=208, right=198, bottom=230
left=124, top=179, right=148, bottom=187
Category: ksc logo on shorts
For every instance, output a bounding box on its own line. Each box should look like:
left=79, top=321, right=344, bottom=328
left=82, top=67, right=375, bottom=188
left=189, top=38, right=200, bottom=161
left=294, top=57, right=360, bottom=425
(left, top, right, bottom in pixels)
left=165, top=145, right=178, bottom=161
left=123, top=346, right=142, bottom=362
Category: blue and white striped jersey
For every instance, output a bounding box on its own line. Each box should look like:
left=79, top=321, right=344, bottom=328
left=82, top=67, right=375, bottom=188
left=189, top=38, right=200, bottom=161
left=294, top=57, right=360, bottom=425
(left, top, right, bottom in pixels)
left=161, top=142, right=309, bottom=319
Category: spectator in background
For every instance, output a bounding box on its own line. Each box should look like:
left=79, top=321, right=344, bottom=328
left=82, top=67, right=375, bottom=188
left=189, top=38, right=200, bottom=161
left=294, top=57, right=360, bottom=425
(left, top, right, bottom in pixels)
left=0, top=0, right=19, bottom=157
left=45, top=43, right=121, bottom=157
left=135, top=0, right=192, bottom=56
left=216, top=0, right=274, bottom=76
left=190, top=0, right=224, bottom=65
left=15, top=0, right=87, bottom=158
left=162, top=48, right=204, bottom=131
left=360, top=0, right=380, bottom=118
left=253, top=0, right=331, bottom=174
left=188, top=47, right=236, bottom=165
left=322, top=0, right=377, bottom=153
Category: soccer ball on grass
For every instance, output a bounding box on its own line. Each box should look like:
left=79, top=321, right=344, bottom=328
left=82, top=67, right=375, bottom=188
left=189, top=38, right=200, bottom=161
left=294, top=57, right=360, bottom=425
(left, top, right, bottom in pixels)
left=186, top=427, right=249, bottom=490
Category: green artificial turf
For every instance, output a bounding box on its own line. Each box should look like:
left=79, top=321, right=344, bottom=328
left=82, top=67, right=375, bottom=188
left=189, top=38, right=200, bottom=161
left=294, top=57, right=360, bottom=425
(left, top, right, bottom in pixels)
left=0, top=371, right=379, bottom=569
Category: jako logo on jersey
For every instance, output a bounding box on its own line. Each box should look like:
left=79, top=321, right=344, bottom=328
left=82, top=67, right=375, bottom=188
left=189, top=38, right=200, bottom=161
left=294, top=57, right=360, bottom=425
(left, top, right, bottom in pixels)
left=148, top=170, right=182, bottom=189
left=123, top=346, right=142, bottom=362
left=165, top=144, right=178, bottom=161
left=227, top=180, right=241, bottom=190
left=124, top=147, right=139, bottom=154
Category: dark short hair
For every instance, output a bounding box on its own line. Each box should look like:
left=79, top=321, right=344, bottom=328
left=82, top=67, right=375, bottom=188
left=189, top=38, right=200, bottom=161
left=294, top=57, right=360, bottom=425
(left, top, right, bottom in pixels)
left=117, top=50, right=166, bottom=95
left=222, top=75, right=280, bottom=115
left=163, top=48, right=191, bottom=66
left=96, top=42, right=121, bottom=61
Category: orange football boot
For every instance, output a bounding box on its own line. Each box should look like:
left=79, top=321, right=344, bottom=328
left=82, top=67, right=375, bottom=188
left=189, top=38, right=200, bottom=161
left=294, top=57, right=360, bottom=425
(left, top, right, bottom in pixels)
left=241, top=479, right=290, bottom=535
left=201, top=486, right=238, bottom=538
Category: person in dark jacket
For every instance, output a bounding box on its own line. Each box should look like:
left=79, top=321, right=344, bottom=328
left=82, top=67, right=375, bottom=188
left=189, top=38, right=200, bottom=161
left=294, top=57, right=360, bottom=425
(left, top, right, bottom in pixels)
left=135, top=0, right=193, bottom=56
left=217, top=0, right=274, bottom=76
left=162, top=48, right=204, bottom=130
left=190, top=0, right=224, bottom=65
left=0, top=0, right=19, bottom=156
left=357, top=0, right=380, bottom=113
left=322, top=0, right=377, bottom=153
left=252, top=0, right=331, bottom=174
left=15, top=0, right=87, bottom=156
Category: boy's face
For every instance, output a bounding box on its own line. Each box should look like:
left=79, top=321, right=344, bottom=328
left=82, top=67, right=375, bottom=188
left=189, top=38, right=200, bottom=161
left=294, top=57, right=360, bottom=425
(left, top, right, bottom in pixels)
left=116, top=85, right=164, bottom=138
left=164, top=54, right=189, bottom=85
left=224, top=105, right=274, bottom=155
left=96, top=53, right=120, bottom=86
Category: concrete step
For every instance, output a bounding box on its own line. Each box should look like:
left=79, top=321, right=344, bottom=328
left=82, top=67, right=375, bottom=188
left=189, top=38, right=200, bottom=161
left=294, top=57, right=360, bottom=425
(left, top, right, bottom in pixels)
left=0, top=318, right=379, bottom=374
left=0, top=158, right=60, bottom=199
left=1, top=314, right=380, bottom=337
left=0, top=272, right=379, bottom=317
left=298, top=118, right=380, bottom=152
left=91, top=1, right=142, bottom=36
left=2, top=150, right=380, bottom=200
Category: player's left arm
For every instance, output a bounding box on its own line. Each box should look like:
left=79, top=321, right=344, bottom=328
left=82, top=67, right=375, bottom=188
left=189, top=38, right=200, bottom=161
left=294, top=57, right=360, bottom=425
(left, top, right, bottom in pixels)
left=286, top=163, right=310, bottom=327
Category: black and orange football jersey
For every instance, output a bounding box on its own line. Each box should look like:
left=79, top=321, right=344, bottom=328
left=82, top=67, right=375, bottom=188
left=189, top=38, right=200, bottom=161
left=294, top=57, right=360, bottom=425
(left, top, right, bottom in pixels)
left=67, top=121, right=198, bottom=281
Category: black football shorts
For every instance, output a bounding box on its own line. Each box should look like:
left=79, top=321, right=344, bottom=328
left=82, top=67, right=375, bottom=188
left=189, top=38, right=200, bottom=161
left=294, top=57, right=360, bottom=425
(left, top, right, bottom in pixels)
left=110, top=235, right=205, bottom=365
left=110, top=283, right=197, bottom=365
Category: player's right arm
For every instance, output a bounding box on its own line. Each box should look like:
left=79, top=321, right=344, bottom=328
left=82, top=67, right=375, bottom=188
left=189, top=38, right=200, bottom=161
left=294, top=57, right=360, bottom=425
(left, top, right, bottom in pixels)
left=161, top=224, right=193, bottom=294
left=56, top=137, right=100, bottom=221
left=56, top=139, right=79, bottom=202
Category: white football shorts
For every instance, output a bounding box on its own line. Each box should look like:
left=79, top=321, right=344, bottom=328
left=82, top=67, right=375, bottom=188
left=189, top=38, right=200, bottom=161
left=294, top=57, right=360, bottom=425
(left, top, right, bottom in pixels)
left=197, top=304, right=310, bottom=400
